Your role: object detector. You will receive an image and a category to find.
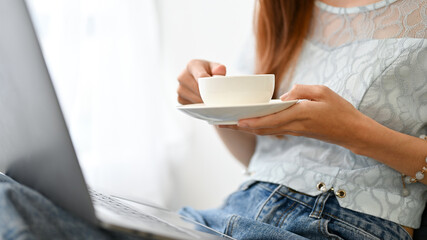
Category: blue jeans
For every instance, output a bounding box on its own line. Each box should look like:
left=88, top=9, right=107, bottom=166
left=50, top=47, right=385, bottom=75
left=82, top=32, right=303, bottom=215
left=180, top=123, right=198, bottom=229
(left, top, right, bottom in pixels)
left=180, top=181, right=412, bottom=240
left=0, top=173, right=413, bottom=240
left=0, top=173, right=144, bottom=240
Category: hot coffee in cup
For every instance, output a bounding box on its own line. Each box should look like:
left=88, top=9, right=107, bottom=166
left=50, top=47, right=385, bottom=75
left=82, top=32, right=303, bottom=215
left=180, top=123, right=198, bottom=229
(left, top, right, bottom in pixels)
left=198, top=74, right=275, bottom=106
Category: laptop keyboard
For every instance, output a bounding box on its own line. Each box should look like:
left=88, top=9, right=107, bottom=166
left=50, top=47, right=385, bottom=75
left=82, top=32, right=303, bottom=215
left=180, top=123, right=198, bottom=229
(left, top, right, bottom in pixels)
left=89, top=189, right=195, bottom=238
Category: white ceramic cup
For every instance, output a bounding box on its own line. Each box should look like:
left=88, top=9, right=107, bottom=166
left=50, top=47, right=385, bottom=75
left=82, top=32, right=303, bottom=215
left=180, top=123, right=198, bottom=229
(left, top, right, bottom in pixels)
left=198, top=74, right=275, bottom=106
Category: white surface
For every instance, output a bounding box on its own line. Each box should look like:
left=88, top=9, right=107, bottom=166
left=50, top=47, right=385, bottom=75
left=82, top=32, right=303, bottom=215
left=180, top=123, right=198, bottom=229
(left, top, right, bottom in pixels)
left=177, top=100, right=298, bottom=125
left=198, top=75, right=274, bottom=106
left=27, top=0, right=255, bottom=211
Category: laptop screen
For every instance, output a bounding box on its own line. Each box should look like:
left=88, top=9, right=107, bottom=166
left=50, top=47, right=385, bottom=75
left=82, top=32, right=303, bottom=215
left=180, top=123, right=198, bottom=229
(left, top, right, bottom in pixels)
left=0, top=0, right=96, bottom=224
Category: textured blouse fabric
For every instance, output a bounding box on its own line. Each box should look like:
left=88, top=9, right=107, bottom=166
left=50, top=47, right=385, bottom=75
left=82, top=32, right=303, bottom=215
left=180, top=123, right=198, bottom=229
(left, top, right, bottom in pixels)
left=244, top=0, right=427, bottom=228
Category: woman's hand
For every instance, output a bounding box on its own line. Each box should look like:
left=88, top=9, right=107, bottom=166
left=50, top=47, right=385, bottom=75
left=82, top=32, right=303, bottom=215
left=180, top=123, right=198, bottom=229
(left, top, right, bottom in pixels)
left=177, top=59, right=256, bottom=167
left=177, top=59, right=226, bottom=105
left=220, top=84, right=371, bottom=151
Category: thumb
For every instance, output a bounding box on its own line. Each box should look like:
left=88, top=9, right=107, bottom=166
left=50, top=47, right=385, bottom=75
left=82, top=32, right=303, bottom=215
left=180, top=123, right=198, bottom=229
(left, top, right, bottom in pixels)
left=280, top=84, right=329, bottom=101
left=210, top=62, right=226, bottom=76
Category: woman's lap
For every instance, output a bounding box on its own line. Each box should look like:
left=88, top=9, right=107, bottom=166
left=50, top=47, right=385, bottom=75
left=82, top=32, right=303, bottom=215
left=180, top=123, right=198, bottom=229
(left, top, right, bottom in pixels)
left=180, top=181, right=412, bottom=240
left=0, top=173, right=143, bottom=240
left=0, top=173, right=414, bottom=240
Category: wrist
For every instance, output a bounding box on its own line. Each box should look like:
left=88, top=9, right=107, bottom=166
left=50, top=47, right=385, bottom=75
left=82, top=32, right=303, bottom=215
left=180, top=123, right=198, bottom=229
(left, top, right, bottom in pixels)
left=346, top=114, right=427, bottom=181
left=345, top=113, right=393, bottom=157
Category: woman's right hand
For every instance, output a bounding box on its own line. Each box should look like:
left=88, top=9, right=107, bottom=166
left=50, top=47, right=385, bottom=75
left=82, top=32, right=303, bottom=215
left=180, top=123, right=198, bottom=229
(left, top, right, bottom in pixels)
left=178, top=59, right=255, bottom=166
left=177, top=59, right=226, bottom=105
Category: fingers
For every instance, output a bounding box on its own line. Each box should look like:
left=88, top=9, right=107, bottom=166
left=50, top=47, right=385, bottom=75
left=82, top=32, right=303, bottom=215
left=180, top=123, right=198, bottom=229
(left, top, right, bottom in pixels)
left=237, top=111, right=288, bottom=129
left=280, top=84, right=332, bottom=101
left=219, top=123, right=305, bottom=136
left=177, top=60, right=209, bottom=104
left=210, top=62, right=226, bottom=76
left=177, top=96, right=192, bottom=105
left=186, top=59, right=212, bottom=79
left=237, top=101, right=309, bottom=129
left=177, top=69, right=201, bottom=98
left=177, top=59, right=226, bottom=105
left=177, top=85, right=203, bottom=104
left=186, top=59, right=226, bottom=80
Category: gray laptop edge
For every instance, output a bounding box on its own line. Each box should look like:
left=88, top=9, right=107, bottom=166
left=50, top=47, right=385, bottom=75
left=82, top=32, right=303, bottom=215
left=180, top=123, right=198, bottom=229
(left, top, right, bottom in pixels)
left=0, top=1, right=232, bottom=239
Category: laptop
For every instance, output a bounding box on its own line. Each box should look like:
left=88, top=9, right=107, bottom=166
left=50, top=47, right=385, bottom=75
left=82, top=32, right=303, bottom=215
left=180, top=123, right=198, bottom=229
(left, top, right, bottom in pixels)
left=0, top=1, right=234, bottom=239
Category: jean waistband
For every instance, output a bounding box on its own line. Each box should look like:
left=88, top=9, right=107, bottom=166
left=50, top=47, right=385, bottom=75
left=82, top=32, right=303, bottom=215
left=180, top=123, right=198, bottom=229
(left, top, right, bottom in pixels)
left=249, top=181, right=334, bottom=216
left=243, top=180, right=405, bottom=234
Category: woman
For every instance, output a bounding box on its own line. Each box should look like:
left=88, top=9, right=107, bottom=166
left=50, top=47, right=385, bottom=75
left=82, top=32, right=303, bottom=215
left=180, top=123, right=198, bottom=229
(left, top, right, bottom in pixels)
left=177, top=0, right=427, bottom=239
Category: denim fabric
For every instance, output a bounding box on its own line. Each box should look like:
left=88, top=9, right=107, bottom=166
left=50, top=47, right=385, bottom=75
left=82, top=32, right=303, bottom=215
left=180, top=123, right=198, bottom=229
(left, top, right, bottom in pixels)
left=0, top=173, right=144, bottom=240
left=180, top=181, right=413, bottom=240
left=0, top=172, right=415, bottom=240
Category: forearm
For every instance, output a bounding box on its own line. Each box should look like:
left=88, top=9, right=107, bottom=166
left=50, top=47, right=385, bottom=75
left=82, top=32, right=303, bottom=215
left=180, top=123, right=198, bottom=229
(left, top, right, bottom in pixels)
left=214, top=126, right=256, bottom=168
left=349, top=114, right=427, bottom=185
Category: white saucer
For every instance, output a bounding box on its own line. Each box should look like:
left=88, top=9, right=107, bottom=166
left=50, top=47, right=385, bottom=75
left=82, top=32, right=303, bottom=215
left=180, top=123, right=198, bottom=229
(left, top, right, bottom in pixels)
left=177, top=99, right=298, bottom=125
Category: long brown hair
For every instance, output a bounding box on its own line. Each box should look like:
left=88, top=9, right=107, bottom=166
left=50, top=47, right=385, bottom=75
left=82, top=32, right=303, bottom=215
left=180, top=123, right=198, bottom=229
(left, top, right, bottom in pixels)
left=255, top=0, right=314, bottom=96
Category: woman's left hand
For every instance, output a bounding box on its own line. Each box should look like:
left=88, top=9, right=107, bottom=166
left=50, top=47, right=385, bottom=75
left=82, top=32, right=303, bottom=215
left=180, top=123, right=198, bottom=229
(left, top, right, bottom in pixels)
left=220, top=84, right=371, bottom=151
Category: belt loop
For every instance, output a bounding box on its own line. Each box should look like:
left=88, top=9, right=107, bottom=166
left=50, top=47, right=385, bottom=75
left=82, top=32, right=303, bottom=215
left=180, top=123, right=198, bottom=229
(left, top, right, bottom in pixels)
left=309, top=191, right=331, bottom=219
left=255, top=184, right=282, bottom=221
